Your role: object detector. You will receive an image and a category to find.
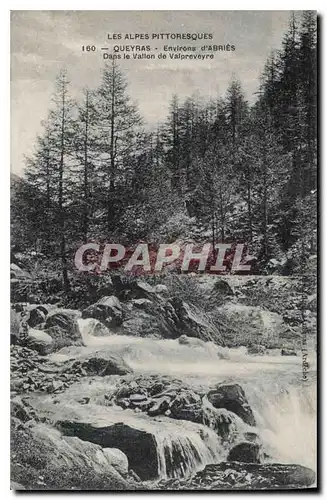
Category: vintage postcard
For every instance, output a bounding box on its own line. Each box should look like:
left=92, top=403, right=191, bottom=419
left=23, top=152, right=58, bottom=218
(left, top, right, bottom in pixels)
left=10, top=10, right=317, bottom=491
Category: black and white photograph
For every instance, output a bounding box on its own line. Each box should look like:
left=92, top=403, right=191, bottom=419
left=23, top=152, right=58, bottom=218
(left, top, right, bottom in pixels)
left=10, top=10, right=317, bottom=491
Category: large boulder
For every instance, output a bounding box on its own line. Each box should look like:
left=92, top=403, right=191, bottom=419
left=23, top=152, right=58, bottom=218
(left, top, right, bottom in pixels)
left=227, top=442, right=262, bottom=463
left=45, top=309, right=81, bottom=328
left=112, top=376, right=174, bottom=413
left=202, top=404, right=243, bottom=442
left=11, top=420, right=138, bottom=490
left=130, top=298, right=154, bottom=311
left=281, top=348, right=297, bottom=356
left=27, top=307, right=47, bottom=328
left=121, top=297, right=167, bottom=337
left=76, top=352, right=133, bottom=376
left=59, top=421, right=159, bottom=481
left=10, top=263, right=32, bottom=280
left=11, top=398, right=34, bottom=423
left=147, top=396, right=171, bottom=416
left=211, top=279, right=234, bottom=297
left=121, top=308, right=162, bottom=337
left=169, top=390, right=203, bottom=423
left=166, top=297, right=225, bottom=345
left=122, top=295, right=225, bottom=344
left=103, top=448, right=129, bottom=475
left=113, top=379, right=149, bottom=401
left=44, top=309, right=84, bottom=350
left=128, top=281, right=158, bottom=300
left=111, top=375, right=205, bottom=424
left=25, top=328, right=53, bottom=355
left=82, top=296, right=123, bottom=328
left=206, top=384, right=256, bottom=427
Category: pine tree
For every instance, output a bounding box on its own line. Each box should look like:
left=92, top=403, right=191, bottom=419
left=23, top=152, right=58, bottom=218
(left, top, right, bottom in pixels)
left=72, top=88, right=100, bottom=242
left=24, top=120, right=57, bottom=251
left=165, top=94, right=182, bottom=195
left=95, top=61, right=143, bottom=232
left=299, top=10, right=317, bottom=192
left=52, top=70, right=76, bottom=291
left=24, top=69, right=75, bottom=292
left=225, top=78, right=248, bottom=150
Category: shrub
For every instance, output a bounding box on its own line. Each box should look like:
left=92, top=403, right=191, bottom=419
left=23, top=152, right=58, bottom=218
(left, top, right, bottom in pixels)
left=157, top=212, right=196, bottom=243
left=163, top=274, right=210, bottom=310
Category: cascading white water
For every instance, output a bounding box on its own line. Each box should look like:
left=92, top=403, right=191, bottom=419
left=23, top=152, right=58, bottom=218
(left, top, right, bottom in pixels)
left=154, top=420, right=223, bottom=479
left=51, top=318, right=317, bottom=477
left=243, top=380, right=317, bottom=471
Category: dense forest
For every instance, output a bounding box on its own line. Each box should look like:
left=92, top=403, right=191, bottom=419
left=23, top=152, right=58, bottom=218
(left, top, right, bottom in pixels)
left=11, top=12, right=317, bottom=289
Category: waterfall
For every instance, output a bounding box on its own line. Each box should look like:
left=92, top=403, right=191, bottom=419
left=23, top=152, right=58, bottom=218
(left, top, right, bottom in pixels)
left=154, top=421, right=223, bottom=479
left=243, top=380, right=317, bottom=471
left=53, top=320, right=316, bottom=477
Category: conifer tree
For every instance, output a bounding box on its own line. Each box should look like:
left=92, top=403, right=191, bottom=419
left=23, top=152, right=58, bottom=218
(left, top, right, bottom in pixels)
left=95, top=61, right=143, bottom=232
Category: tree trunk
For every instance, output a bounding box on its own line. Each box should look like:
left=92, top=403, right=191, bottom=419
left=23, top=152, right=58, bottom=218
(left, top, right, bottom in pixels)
left=83, top=91, right=89, bottom=243
left=262, top=155, right=268, bottom=259
left=219, top=186, right=225, bottom=241
left=108, top=62, right=116, bottom=231
left=45, top=138, right=51, bottom=253
left=58, top=77, right=70, bottom=293
left=60, top=233, right=70, bottom=293
left=247, top=177, right=253, bottom=242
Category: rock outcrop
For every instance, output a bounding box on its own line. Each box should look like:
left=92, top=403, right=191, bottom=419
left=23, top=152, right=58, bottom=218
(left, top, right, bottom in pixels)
left=206, top=383, right=256, bottom=427
left=10, top=263, right=32, bottom=280
left=157, top=462, right=316, bottom=490
left=227, top=441, right=262, bottom=463
left=11, top=420, right=139, bottom=490
left=59, top=421, right=159, bottom=481
left=25, top=328, right=53, bottom=355
left=76, top=352, right=133, bottom=376
left=167, top=297, right=224, bottom=344
left=281, top=348, right=297, bottom=356
left=82, top=296, right=124, bottom=328
left=10, top=346, right=133, bottom=395
left=110, top=375, right=205, bottom=424
left=27, top=306, right=47, bottom=328
left=44, top=309, right=84, bottom=350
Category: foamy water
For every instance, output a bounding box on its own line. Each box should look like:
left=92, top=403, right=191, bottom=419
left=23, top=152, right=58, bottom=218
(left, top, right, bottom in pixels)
left=49, top=319, right=317, bottom=476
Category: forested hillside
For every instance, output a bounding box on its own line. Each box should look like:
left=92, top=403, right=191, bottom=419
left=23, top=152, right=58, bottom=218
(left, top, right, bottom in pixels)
left=11, top=12, right=317, bottom=289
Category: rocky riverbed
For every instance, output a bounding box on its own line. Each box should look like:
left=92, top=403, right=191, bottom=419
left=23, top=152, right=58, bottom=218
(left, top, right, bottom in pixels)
left=10, top=274, right=317, bottom=490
